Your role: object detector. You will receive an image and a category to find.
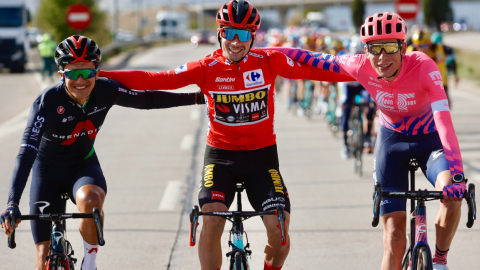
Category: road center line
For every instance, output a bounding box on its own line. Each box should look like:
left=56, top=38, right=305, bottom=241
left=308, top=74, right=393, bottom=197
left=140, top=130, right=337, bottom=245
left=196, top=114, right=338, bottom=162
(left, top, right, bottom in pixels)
left=158, top=181, right=183, bottom=211
left=180, top=134, right=194, bottom=150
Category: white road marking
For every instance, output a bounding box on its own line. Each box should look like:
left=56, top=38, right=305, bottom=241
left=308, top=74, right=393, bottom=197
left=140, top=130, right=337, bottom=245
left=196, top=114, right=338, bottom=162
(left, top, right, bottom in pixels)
left=158, top=181, right=183, bottom=211
left=0, top=72, right=54, bottom=142
left=190, top=109, right=200, bottom=120
left=180, top=134, right=194, bottom=150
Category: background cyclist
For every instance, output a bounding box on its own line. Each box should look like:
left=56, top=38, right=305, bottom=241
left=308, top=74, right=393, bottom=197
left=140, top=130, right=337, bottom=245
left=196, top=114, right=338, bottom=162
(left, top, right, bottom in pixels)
left=98, top=1, right=354, bottom=269
left=338, top=34, right=375, bottom=159
left=266, top=12, right=466, bottom=270
left=0, top=35, right=201, bottom=270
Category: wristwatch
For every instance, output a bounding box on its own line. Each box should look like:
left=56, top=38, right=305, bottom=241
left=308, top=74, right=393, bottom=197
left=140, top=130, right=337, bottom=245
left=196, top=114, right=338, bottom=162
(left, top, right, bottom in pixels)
left=452, top=173, right=466, bottom=184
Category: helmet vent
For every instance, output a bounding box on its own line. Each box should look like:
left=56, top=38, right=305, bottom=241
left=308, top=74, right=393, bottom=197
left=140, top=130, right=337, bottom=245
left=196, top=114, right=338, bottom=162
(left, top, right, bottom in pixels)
left=361, top=26, right=365, bottom=36
left=246, top=9, right=257, bottom=24
left=386, top=23, right=392, bottom=34
left=387, top=14, right=393, bottom=20
left=377, top=21, right=383, bottom=35
left=396, top=23, right=403, bottom=33
left=368, top=16, right=373, bottom=22
left=378, top=13, right=383, bottom=18
left=368, top=25, right=374, bottom=36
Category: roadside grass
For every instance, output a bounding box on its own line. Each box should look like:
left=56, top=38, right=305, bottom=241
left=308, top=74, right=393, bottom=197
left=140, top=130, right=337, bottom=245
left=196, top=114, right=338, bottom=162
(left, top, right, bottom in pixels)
left=455, top=49, right=480, bottom=85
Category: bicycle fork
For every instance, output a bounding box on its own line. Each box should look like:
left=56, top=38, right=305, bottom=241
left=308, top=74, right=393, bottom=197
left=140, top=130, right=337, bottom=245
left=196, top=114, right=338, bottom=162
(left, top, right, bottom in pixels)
left=409, top=202, right=433, bottom=269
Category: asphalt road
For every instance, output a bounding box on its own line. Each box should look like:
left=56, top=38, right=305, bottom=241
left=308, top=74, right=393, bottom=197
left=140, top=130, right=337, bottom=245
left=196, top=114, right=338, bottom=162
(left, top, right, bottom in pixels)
left=0, top=42, right=479, bottom=269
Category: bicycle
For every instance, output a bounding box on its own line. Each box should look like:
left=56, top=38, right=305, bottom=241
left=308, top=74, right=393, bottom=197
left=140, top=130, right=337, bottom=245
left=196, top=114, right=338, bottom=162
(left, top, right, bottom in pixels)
left=6, top=194, right=105, bottom=270
left=189, top=183, right=287, bottom=270
left=372, top=159, right=476, bottom=270
left=325, top=84, right=340, bottom=136
left=346, top=98, right=365, bottom=177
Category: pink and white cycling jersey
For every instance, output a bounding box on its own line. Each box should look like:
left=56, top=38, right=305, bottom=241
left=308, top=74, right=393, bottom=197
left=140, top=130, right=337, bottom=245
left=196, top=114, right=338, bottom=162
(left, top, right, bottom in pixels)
left=265, top=48, right=463, bottom=176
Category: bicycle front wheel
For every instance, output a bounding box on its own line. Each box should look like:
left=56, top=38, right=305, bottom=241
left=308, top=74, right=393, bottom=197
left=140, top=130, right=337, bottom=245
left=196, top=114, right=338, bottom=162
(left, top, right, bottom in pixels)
left=49, top=255, right=68, bottom=270
left=414, top=246, right=433, bottom=270
left=234, top=251, right=243, bottom=270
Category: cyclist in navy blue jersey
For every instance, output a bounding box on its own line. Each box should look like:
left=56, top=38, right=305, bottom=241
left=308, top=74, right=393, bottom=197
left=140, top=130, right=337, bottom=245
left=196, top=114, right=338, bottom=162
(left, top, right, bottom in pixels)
left=0, top=35, right=202, bottom=270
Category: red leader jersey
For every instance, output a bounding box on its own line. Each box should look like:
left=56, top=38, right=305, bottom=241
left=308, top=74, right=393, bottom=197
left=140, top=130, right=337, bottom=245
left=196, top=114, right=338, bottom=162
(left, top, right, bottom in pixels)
left=100, top=48, right=353, bottom=150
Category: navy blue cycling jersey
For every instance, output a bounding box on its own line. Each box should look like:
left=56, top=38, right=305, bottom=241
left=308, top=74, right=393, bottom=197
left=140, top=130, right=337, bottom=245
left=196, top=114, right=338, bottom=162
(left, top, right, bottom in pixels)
left=7, top=78, right=197, bottom=205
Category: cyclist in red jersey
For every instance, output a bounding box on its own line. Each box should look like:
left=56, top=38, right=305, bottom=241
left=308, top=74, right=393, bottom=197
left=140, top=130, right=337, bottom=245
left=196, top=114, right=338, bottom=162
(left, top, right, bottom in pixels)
left=265, top=13, right=466, bottom=270
left=99, top=1, right=353, bottom=269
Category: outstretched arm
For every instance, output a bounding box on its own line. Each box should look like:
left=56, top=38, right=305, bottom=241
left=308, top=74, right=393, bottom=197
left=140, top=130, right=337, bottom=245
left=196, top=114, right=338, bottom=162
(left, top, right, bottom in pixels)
left=99, top=61, right=205, bottom=91
left=263, top=48, right=361, bottom=81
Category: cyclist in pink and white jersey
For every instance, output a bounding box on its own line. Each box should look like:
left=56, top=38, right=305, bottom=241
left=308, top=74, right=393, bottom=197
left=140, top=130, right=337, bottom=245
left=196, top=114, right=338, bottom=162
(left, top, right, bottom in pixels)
left=265, top=12, right=466, bottom=270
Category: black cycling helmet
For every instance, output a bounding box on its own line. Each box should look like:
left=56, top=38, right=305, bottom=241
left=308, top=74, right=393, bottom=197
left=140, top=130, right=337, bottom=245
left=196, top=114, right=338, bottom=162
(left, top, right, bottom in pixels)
left=55, top=35, right=101, bottom=70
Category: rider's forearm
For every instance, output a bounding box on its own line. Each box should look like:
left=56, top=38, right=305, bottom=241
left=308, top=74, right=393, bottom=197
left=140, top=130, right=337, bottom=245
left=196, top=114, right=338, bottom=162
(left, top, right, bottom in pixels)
left=433, top=110, right=464, bottom=176
left=7, top=153, right=36, bottom=205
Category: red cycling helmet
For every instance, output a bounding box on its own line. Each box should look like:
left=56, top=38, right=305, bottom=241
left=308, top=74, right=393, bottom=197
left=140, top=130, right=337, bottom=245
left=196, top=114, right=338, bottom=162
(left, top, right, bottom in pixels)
left=216, top=0, right=261, bottom=31
left=360, top=12, right=407, bottom=43
left=55, top=35, right=101, bottom=69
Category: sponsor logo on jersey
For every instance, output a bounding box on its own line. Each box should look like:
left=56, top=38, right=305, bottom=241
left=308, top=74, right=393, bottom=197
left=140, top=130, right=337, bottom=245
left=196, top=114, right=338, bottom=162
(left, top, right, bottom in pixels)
left=21, top=144, right=38, bottom=151
left=51, top=120, right=100, bottom=145
left=217, top=85, right=234, bottom=91
left=243, top=69, right=265, bottom=88
left=119, top=88, right=138, bottom=95
left=269, top=169, right=284, bottom=194
left=203, top=164, right=215, bottom=187
left=87, top=107, right=107, bottom=116
left=262, top=197, right=285, bottom=207
left=285, top=55, right=294, bottom=67
left=248, top=52, right=264, bottom=58
left=376, top=91, right=416, bottom=111
left=174, top=63, right=188, bottom=74
left=57, top=106, right=65, bottom=114
left=30, top=115, right=45, bottom=141
left=429, top=71, right=442, bottom=81
left=432, top=150, right=443, bottom=160
left=376, top=91, right=394, bottom=110
left=34, top=201, right=50, bottom=214
left=368, top=81, right=382, bottom=88
left=211, top=191, right=225, bottom=202
left=397, top=93, right=416, bottom=110
left=215, top=77, right=236, bottom=83
left=209, top=60, right=219, bottom=66
left=211, top=86, right=269, bottom=126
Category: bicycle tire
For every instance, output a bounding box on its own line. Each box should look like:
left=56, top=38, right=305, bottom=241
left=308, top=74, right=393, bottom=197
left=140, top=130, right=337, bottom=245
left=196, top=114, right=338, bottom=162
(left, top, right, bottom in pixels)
left=234, top=251, right=243, bottom=270
left=49, top=255, right=67, bottom=270
left=414, top=246, right=432, bottom=270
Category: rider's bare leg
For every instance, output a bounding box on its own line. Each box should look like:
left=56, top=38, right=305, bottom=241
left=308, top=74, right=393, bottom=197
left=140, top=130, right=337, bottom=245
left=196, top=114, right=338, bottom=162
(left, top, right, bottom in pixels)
left=35, top=241, right=50, bottom=270
left=263, top=212, right=290, bottom=268
left=199, top=202, right=228, bottom=270
left=434, top=170, right=462, bottom=252
left=381, top=211, right=406, bottom=270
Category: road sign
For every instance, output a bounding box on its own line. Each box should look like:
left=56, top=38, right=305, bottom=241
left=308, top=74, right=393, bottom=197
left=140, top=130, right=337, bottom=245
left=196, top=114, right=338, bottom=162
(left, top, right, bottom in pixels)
left=66, top=3, right=92, bottom=31
left=394, top=0, right=420, bottom=20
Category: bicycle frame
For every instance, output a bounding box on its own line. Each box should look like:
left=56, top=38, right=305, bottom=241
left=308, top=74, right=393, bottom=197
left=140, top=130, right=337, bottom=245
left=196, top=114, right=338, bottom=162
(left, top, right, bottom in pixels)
left=7, top=197, right=104, bottom=270
left=372, top=159, right=476, bottom=269
left=189, top=183, right=287, bottom=270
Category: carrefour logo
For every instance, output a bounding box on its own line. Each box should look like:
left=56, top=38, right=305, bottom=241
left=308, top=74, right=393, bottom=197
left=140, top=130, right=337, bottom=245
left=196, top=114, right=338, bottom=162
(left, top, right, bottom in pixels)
left=174, top=63, right=188, bottom=74
left=243, top=69, right=265, bottom=88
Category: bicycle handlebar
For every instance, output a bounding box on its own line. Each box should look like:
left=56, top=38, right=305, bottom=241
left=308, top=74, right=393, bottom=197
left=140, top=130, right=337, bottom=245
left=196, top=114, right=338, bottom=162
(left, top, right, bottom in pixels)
left=7, top=207, right=105, bottom=249
left=372, top=183, right=476, bottom=228
left=188, top=205, right=287, bottom=246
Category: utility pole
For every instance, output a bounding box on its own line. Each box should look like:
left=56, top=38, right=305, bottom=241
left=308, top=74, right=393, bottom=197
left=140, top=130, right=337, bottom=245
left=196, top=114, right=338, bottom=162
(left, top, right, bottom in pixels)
left=198, top=2, right=204, bottom=30
left=113, top=0, right=118, bottom=43
left=136, top=0, right=143, bottom=41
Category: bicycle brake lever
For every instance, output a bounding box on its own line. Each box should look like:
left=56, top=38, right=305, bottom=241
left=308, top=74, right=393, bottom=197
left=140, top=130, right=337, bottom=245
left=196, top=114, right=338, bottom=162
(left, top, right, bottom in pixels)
left=7, top=211, right=17, bottom=249
left=92, top=207, right=105, bottom=246
left=372, top=182, right=382, bottom=227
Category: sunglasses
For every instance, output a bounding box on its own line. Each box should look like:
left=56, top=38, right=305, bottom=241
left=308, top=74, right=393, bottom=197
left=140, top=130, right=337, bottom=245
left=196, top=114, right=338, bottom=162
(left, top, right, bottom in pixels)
left=367, top=43, right=402, bottom=55
left=60, top=68, right=98, bottom=80
left=219, top=28, right=253, bottom=42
